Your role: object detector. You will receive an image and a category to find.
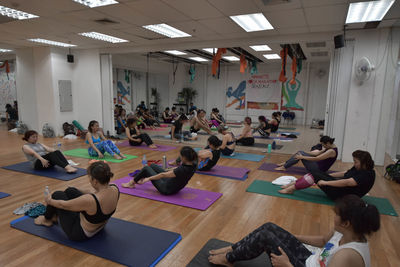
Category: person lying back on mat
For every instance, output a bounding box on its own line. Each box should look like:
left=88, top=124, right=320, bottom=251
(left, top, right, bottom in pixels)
left=235, top=117, right=255, bottom=146
left=279, top=150, right=375, bottom=200
left=275, top=136, right=337, bottom=172
left=86, top=120, right=126, bottom=160
left=208, top=194, right=380, bottom=267
left=218, top=125, right=236, bottom=156
left=125, top=118, right=157, bottom=149
left=34, top=161, right=120, bottom=241
left=190, top=109, right=213, bottom=135
left=22, top=130, right=77, bottom=173
left=170, top=115, right=197, bottom=141
left=121, top=146, right=197, bottom=195
left=253, top=115, right=270, bottom=137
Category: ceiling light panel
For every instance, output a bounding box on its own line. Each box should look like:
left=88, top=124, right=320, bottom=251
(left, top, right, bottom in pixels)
left=0, top=5, right=38, bottom=20
left=230, top=13, right=274, bottom=32
left=263, top=54, right=280, bottom=59
left=142, top=24, right=191, bottom=38
left=202, top=48, right=217, bottom=54
left=164, top=50, right=187, bottom=55
left=28, top=38, right=77, bottom=47
left=73, top=0, right=119, bottom=8
left=189, top=57, right=208, bottom=62
left=0, top=49, right=13, bottom=52
left=345, top=0, right=395, bottom=24
left=250, top=45, right=271, bottom=51
left=79, top=32, right=128, bottom=43
left=223, top=56, right=240, bottom=61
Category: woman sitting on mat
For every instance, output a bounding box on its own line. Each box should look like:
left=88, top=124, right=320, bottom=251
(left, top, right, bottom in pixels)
left=197, top=136, right=222, bottom=171
left=121, top=146, right=197, bottom=195
left=125, top=118, right=157, bottom=148
left=116, top=108, right=127, bottom=134
left=22, top=130, right=77, bottom=173
left=208, top=194, right=380, bottom=267
left=235, top=117, right=255, bottom=146
left=267, top=112, right=280, bottom=133
left=253, top=115, right=270, bottom=137
left=275, top=136, right=337, bottom=172
left=210, top=108, right=224, bottom=127
left=162, top=107, right=173, bottom=123
left=171, top=106, right=179, bottom=121
left=171, top=115, right=197, bottom=141
left=190, top=109, right=213, bottom=135
left=34, top=161, right=120, bottom=241
left=279, top=150, right=375, bottom=199
left=86, top=120, right=126, bottom=160
left=218, top=125, right=236, bottom=156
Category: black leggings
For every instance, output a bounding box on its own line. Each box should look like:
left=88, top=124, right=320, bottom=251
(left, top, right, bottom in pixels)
left=44, top=187, right=87, bottom=241
left=34, top=151, right=69, bottom=170
left=227, top=222, right=311, bottom=267
left=236, top=137, right=255, bottom=146
left=129, top=133, right=154, bottom=146
left=221, top=147, right=234, bottom=156
left=133, top=164, right=175, bottom=195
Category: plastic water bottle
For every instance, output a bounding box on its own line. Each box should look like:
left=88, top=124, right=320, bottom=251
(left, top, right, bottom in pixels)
left=57, top=141, right=62, bottom=151
left=44, top=186, right=50, bottom=196
left=267, top=144, right=272, bottom=153
left=271, top=141, right=276, bottom=150
left=162, top=155, right=167, bottom=169
left=142, top=154, right=147, bottom=167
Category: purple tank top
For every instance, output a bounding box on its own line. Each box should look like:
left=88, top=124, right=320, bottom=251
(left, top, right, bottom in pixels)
left=317, top=147, right=338, bottom=172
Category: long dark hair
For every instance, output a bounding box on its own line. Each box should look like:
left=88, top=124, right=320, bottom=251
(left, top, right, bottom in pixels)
left=87, top=161, right=113, bottom=185
left=258, top=116, right=267, bottom=123
left=180, top=146, right=198, bottom=162
left=127, top=118, right=137, bottom=128
left=208, top=135, right=222, bottom=148
left=22, top=130, right=38, bottom=141
left=352, top=150, right=374, bottom=170
left=320, top=136, right=335, bottom=144
left=178, top=114, right=189, bottom=122
left=88, top=120, right=98, bottom=133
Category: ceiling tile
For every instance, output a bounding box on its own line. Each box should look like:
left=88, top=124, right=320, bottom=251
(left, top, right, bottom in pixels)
left=163, top=0, right=223, bottom=19
left=378, top=19, right=398, bottom=28
left=301, top=0, right=349, bottom=8
left=277, top=26, right=309, bottom=35
left=304, top=5, right=348, bottom=26
left=207, top=0, right=261, bottom=16
left=309, top=24, right=343, bottom=32
left=169, top=21, right=217, bottom=37
left=198, top=17, right=244, bottom=34
left=264, top=9, right=307, bottom=28
left=0, top=0, right=86, bottom=16
left=253, top=0, right=302, bottom=12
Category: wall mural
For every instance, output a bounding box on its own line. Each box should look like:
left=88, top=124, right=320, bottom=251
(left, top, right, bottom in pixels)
left=116, top=69, right=132, bottom=111
left=0, top=61, right=16, bottom=111
left=226, top=80, right=246, bottom=110
left=246, top=74, right=280, bottom=110
left=281, top=78, right=304, bottom=110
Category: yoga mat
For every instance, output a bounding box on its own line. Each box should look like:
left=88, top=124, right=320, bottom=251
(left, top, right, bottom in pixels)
left=118, top=140, right=177, bottom=152
left=63, top=149, right=137, bottom=163
left=237, top=143, right=283, bottom=150
left=194, top=148, right=264, bottom=162
left=144, top=128, right=166, bottom=131
left=187, top=238, right=271, bottom=267
left=153, top=135, right=194, bottom=142
left=196, top=165, right=250, bottom=180
left=2, top=162, right=86, bottom=181
left=114, top=176, right=222, bottom=210
left=11, top=216, right=181, bottom=267
left=279, top=127, right=296, bottom=130
left=246, top=180, right=398, bottom=216
left=258, top=163, right=334, bottom=175
left=277, top=131, right=300, bottom=135
left=0, top=192, right=11, bottom=199
left=254, top=136, right=294, bottom=140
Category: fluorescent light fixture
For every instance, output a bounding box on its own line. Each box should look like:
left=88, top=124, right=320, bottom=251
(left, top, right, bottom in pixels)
left=250, top=45, right=271, bottom=51
left=28, top=38, right=76, bottom=47
left=142, top=23, right=191, bottom=38
left=263, top=54, right=280, bottom=59
left=230, top=13, right=273, bottom=32
left=223, top=56, right=240, bottom=61
left=0, top=48, right=13, bottom=52
left=79, top=32, right=128, bottom=43
left=73, top=0, right=119, bottom=8
left=164, top=50, right=187, bottom=55
left=346, top=0, right=395, bottom=24
left=0, top=5, right=38, bottom=20
left=189, top=57, right=208, bottom=62
left=202, top=48, right=217, bottom=54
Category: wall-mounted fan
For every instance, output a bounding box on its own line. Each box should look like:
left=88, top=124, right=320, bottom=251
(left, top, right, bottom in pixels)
left=354, top=57, right=375, bottom=84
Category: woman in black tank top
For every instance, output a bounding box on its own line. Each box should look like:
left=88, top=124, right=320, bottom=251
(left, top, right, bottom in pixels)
left=34, top=161, right=119, bottom=241
left=125, top=118, right=157, bottom=148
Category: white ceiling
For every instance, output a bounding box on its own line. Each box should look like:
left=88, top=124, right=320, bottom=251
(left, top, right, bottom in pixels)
left=0, top=0, right=398, bottom=62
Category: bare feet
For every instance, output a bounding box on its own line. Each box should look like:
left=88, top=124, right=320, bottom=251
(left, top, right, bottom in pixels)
left=278, top=187, right=295, bottom=194
left=113, top=154, right=122, bottom=160
left=149, top=144, right=157, bottom=149
left=208, top=253, right=233, bottom=267
left=274, top=166, right=286, bottom=171
left=209, top=246, right=233, bottom=255
left=122, top=180, right=136, bottom=188
left=276, top=162, right=285, bottom=167
left=280, top=181, right=295, bottom=189
left=120, top=153, right=127, bottom=159
left=34, top=216, right=53, bottom=227
left=65, top=165, right=77, bottom=173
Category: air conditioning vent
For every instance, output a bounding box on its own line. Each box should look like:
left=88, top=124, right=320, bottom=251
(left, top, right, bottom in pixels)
left=94, top=18, right=119, bottom=24
left=310, top=51, right=328, bottom=57
left=306, top=41, right=326, bottom=48
left=261, top=0, right=291, bottom=5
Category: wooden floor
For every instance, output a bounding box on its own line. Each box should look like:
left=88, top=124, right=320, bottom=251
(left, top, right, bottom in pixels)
left=0, top=126, right=399, bottom=266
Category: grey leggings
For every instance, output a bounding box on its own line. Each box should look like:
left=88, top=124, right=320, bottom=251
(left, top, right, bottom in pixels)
left=133, top=164, right=174, bottom=195
left=283, top=151, right=319, bottom=172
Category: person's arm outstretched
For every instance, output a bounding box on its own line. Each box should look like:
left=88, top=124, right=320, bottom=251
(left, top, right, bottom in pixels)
left=137, top=170, right=176, bottom=184
left=86, top=132, right=104, bottom=158
left=296, top=149, right=336, bottom=162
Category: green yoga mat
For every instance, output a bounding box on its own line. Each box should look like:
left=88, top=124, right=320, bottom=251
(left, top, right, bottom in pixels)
left=64, top=149, right=137, bottom=163
left=279, top=127, right=296, bottom=130
left=246, top=180, right=398, bottom=216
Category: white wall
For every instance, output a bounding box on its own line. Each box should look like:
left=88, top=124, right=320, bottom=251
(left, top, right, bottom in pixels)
left=386, top=62, right=400, bottom=160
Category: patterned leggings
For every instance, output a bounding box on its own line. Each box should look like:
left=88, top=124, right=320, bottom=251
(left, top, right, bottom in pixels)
left=88, top=140, right=121, bottom=157
left=226, top=222, right=311, bottom=267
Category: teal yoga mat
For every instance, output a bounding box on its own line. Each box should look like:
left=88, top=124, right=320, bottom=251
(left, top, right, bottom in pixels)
left=246, top=180, right=398, bottom=216
left=194, top=148, right=264, bottom=162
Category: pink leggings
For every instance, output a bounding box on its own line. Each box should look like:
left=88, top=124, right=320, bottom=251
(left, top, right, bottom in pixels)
left=295, top=173, right=315, bottom=190
left=210, top=120, right=220, bottom=127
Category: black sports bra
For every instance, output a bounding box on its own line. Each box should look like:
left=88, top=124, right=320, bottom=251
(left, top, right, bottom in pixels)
left=82, top=184, right=120, bottom=224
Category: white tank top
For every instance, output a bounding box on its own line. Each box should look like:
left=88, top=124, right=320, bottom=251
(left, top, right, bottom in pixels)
left=305, top=231, right=370, bottom=267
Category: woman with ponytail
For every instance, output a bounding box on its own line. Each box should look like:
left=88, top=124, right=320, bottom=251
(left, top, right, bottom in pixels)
left=34, top=161, right=119, bottom=241
left=235, top=117, right=255, bottom=146
left=209, top=194, right=380, bottom=267
left=275, top=135, right=338, bottom=172
left=122, top=146, right=197, bottom=195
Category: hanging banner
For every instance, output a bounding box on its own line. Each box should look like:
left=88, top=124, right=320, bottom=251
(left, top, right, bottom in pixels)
left=246, top=73, right=280, bottom=110
left=281, top=78, right=304, bottom=111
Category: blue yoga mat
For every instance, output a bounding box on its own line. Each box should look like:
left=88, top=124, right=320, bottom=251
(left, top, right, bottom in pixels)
left=11, top=216, right=182, bottom=267
left=277, top=131, right=300, bottom=135
left=0, top=192, right=10, bottom=199
left=2, top=162, right=86, bottom=181
left=194, top=148, right=264, bottom=162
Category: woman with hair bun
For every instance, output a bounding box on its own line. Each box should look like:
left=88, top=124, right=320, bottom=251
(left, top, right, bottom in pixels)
left=275, top=135, right=338, bottom=172
left=34, top=161, right=120, bottom=241
left=235, top=117, right=255, bottom=146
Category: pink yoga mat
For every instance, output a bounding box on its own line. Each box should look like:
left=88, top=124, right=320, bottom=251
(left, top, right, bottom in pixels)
left=196, top=165, right=249, bottom=180
left=258, top=163, right=334, bottom=176
left=113, top=176, right=222, bottom=210
left=119, top=141, right=177, bottom=152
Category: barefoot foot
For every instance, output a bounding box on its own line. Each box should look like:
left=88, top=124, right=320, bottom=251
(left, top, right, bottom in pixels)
left=208, top=253, right=233, bottom=267
left=122, top=180, right=136, bottom=188
left=209, top=246, right=233, bottom=255
left=274, top=166, right=286, bottom=171
left=278, top=187, right=295, bottom=194
left=65, top=165, right=77, bottom=173
left=113, top=154, right=122, bottom=160
left=149, top=144, right=157, bottom=149
left=120, top=153, right=127, bottom=159
left=34, top=216, right=53, bottom=227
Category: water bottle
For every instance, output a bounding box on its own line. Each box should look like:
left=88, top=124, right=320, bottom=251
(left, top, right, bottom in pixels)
left=142, top=154, right=147, bottom=167
left=267, top=144, right=272, bottom=153
left=162, top=155, right=167, bottom=169
left=271, top=141, right=276, bottom=150
left=57, top=141, right=62, bottom=151
left=44, top=186, right=50, bottom=196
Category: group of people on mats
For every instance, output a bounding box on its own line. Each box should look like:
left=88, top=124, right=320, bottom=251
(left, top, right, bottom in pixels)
left=22, top=105, right=379, bottom=266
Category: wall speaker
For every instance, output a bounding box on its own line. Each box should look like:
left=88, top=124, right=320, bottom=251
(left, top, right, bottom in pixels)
left=67, top=54, right=74, bottom=63
left=334, top=34, right=345, bottom=49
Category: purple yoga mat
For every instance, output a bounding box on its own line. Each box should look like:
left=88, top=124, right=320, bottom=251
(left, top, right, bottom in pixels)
left=196, top=165, right=249, bottom=180
left=258, top=163, right=334, bottom=176
left=119, top=140, right=177, bottom=152
left=113, top=176, right=222, bottom=210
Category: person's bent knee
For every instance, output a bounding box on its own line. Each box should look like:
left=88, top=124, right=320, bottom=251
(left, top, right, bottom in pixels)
left=262, top=222, right=278, bottom=230
left=51, top=191, right=66, bottom=200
